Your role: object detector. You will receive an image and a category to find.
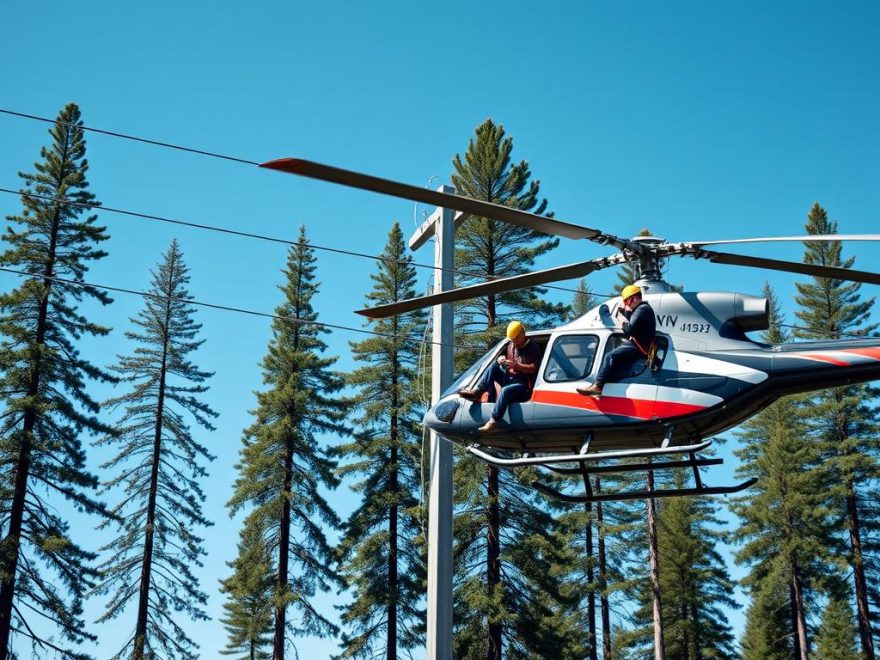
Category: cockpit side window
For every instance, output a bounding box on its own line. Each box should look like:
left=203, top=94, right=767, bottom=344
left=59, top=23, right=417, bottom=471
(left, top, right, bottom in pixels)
left=603, top=333, right=670, bottom=375
left=543, top=335, right=600, bottom=382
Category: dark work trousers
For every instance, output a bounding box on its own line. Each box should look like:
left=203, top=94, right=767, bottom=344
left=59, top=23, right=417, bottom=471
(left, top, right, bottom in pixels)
left=476, top=363, right=531, bottom=421
left=596, top=343, right=645, bottom=385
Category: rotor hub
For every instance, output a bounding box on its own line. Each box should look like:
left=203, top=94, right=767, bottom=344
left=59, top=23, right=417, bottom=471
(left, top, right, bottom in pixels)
left=626, top=235, right=668, bottom=287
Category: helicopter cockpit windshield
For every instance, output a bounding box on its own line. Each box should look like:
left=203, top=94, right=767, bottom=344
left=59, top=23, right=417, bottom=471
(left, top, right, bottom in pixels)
left=443, top=339, right=507, bottom=398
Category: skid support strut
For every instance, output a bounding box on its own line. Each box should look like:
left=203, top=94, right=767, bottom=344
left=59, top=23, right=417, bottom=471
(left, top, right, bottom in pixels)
left=467, top=432, right=756, bottom=503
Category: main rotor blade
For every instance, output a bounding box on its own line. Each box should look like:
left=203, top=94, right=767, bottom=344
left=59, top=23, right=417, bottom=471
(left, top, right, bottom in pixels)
left=683, top=234, right=880, bottom=247
left=261, top=158, right=631, bottom=248
left=695, top=249, right=880, bottom=285
left=357, top=258, right=613, bottom=318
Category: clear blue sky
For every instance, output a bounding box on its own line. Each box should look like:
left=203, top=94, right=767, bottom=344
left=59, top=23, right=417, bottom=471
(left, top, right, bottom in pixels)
left=2, top=1, right=879, bottom=657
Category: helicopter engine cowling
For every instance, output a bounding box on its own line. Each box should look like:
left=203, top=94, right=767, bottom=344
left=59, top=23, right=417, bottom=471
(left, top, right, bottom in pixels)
left=733, top=293, right=770, bottom=332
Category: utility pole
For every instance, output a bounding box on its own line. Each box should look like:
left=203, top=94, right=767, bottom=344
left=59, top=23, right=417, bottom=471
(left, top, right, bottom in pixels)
left=409, top=189, right=467, bottom=660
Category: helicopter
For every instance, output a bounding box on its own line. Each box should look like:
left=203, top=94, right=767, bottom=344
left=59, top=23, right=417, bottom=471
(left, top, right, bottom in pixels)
left=261, top=157, right=880, bottom=502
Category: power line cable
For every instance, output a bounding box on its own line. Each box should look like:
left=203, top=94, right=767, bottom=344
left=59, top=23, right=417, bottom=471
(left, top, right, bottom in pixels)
left=0, top=108, right=259, bottom=166
left=0, top=186, right=593, bottom=297
left=1, top=107, right=614, bottom=298
left=0, top=266, right=479, bottom=351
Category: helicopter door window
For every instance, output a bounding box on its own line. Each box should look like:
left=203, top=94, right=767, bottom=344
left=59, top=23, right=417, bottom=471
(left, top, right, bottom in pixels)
left=544, top=335, right=600, bottom=382
left=602, top=334, right=669, bottom=376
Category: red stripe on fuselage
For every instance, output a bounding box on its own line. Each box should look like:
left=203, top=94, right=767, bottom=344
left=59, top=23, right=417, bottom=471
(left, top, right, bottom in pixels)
left=530, top=390, right=705, bottom=420
left=839, top=347, right=880, bottom=360
left=795, top=353, right=850, bottom=366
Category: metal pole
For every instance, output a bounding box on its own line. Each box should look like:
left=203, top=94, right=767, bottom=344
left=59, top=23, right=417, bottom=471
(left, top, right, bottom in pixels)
left=425, top=187, right=455, bottom=659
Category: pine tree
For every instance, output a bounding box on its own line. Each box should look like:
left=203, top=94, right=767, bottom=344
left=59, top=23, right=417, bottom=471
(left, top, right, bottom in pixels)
left=731, top=282, right=841, bottom=660
left=450, top=119, right=571, bottom=658
left=654, top=475, right=737, bottom=659
left=451, top=118, right=567, bottom=369
left=334, top=222, right=427, bottom=658
left=553, top=487, right=599, bottom=660
left=614, top=469, right=670, bottom=660
left=452, top=467, right=572, bottom=659
left=739, top=588, right=791, bottom=660
left=219, top=525, right=275, bottom=659
left=815, top=595, right=861, bottom=660
left=793, top=202, right=880, bottom=659
left=227, top=226, right=347, bottom=659
left=93, top=240, right=217, bottom=659
left=0, top=102, right=115, bottom=658
left=570, top=278, right=597, bottom=321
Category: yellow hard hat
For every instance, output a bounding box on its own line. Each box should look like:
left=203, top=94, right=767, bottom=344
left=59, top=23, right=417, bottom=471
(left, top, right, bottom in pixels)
left=506, top=320, right=525, bottom=340
left=621, top=284, right=641, bottom=301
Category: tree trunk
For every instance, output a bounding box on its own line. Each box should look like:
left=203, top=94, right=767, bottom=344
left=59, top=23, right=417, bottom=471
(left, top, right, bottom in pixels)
left=846, top=485, right=876, bottom=659
left=273, top=438, right=294, bottom=660
left=133, top=298, right=172, bottom=659
left=581, top=472, right=597, bottom=660
left=0, top=201, right=63, bottom=658
left=387, top=359, right=399, bottom=660
left=596, top=480, right=612, bottom=660
left=646, top=470, right=665, bottom=660
left=487, top=465, right=501, bottom=660
left=790, top=560, right=809, bottom=660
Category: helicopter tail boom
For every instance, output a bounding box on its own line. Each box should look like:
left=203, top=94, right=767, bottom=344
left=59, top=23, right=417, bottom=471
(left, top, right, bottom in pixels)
left=768, top=340, right=880, bottom=394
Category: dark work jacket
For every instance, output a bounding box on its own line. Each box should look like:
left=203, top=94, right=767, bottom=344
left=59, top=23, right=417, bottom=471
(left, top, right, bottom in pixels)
left=505, top=339, right=542, bottom=388
left=622, top=301, right=656, bottom=355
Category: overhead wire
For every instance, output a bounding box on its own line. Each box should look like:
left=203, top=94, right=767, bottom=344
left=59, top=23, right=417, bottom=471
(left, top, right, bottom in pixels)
left=0, top=187, right=596, bottom=300
left=0, top=108, right=259, bottom=166
left=0, top=266, right=480, bottom=351
left=0, top=107, right=594, bottom=298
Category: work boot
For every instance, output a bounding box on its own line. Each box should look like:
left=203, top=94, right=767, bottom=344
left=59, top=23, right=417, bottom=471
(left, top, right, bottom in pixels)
left=458, top=388, right=482, bottom=402
left=477, top=418, right=498, bottom=433
left=576, top=383, right=603, bottom=397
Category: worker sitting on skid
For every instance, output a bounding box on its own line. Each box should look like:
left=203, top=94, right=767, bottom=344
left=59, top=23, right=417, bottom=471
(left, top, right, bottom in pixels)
left=578, top=284, right=656, bottom=397
left=459, top=320, right=543, bottom=433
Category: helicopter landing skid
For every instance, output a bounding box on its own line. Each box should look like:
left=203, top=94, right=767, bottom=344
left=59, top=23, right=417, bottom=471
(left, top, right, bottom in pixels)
left=465, top=440, right=713, bottom=468
left=532, top=476, right=758, bottom=504
left=466, top=437, right=757, bottom=503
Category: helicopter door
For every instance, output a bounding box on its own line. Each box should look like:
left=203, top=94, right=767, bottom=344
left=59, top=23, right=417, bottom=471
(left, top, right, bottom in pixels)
left=506, top=333, right=550, bottom=428
left=454, top=334, right=550, bottom=430
left=531, top=334, right=601, bottom=423
left=594, top=334, right=667, bottom=421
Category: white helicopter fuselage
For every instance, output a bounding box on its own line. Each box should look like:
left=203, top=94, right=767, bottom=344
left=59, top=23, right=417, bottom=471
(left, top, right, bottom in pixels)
left=425, top=290, right=880, bottom=454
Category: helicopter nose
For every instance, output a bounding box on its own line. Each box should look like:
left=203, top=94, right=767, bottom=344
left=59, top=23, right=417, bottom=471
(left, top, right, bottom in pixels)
left=424, top=398, right=460, bottom=431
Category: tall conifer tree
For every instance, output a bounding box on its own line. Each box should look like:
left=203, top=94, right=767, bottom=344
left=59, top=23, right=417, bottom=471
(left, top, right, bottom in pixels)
left=227, top=226, right=347, bottom=660
left=621, top=473, right=737, bottom=659
left=451, top=118, right=566, bottom=368
left=739, top=588, right=791, bottom=660
left=570, top=278, right=596, bottom=321
left=0, top=103, right=114, bottom=658
left=94, top=240, right=217, bottom=659
left=814, top=595, right=861, bottom=660
left=334, top=222, right=427, bottom=658
left=219, top=525, right=275, bottom=659
left=450, top=119, right=571, bottom=659
left=731, top=282, right=840, bottom=660
left=793, top=203, right=879, bottom=659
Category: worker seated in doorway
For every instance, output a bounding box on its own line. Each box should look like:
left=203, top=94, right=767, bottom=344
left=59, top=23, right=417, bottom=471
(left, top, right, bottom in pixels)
left=578, top=284, right=656, bottom=397
left=459, top=320, right=543, bottom=433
